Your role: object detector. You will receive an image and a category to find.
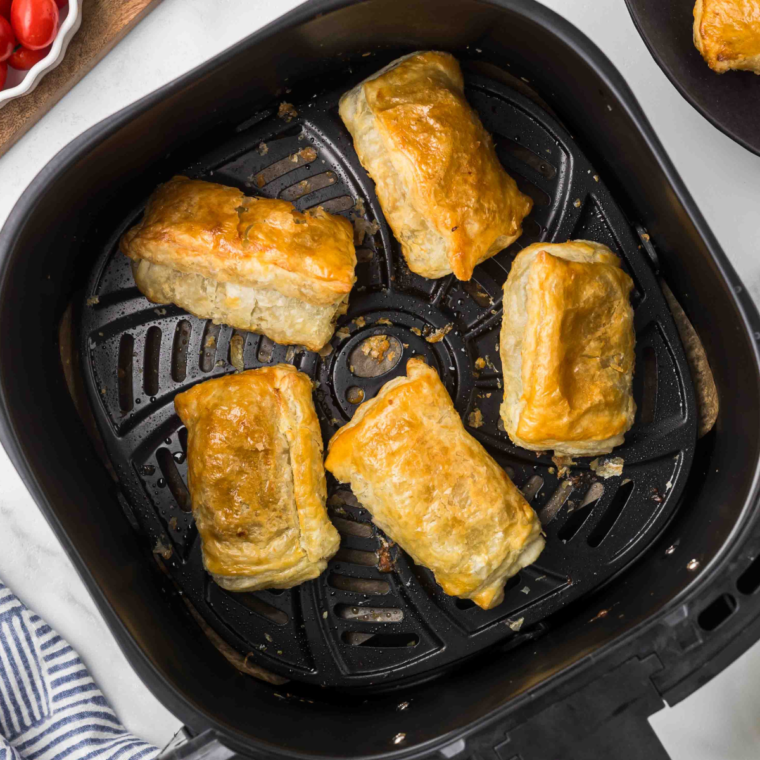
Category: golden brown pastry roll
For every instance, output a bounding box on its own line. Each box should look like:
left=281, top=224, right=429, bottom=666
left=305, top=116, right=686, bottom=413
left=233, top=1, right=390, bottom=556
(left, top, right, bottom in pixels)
left=500, top=241, right=636, bottom=457
left=339, top=51, right=532, bottom=281
left=694, top=0, right=760, bottom=73
left=174, top=365, right=340, bottom=591
left=121, top=176, right=357, bottom=351
left=325, top=357, right=544, bottom=610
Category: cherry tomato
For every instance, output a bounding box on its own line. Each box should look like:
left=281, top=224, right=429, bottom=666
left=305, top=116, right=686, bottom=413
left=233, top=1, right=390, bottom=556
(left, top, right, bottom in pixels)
left=8, top=42, right=48, bottom=68
left=0, top=61, right=7, bottom=89
left=0, top=0, right=12, bottom=18
left=10, top=0, right=58, bottom=50
left=53, top=0, right=66, bottom=6
left=0, top=15, right=15, bottom=60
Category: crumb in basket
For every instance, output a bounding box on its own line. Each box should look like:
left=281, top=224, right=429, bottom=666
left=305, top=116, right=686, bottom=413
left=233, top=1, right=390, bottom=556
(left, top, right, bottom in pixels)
left=278, top=102, right=298, bottom=122
left=425, top=323, right=453, bottom=343
left=475, top=357, right=486, bottom=371
left=589, top=457, right=624, bottom=479
left=230, top=334, right=245, bottom=371
left=257, top=142, right=269, bottom=156
left=353, top=316, right=366, bottom=328
left=353, top=217, right=380, bottom=245
left=361, top=335, right=391, bottom=361
left=86, top=296, right=99, bottom=306
left=298, top=146, right=317, bottom=162
left=468, top=408, right=484, bottom=428
left=375, top=318, right=393, bottom=326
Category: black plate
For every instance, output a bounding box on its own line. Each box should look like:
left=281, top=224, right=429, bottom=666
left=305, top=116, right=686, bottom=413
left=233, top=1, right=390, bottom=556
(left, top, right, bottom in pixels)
left=625, top=0, right=760, bottom=156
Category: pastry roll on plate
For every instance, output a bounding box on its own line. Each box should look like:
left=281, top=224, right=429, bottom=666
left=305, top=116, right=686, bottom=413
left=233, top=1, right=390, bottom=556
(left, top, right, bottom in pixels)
left=694, top=0, right=760, bottom=73
left=500, top=241, right=636, bottom=457
left=339, top=51, right=532, bottom=281
left=325, top=357, right=544, bottom=610
left=174, top=365, right=340, bottom=591
left=121, top=177, right=357, bottom=351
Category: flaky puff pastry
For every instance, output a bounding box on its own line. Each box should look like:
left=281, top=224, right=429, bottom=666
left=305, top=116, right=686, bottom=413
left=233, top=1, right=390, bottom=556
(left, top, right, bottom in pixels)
left=121, top=177, right=356, bottom=350
left=694, top=0, right=760, bottom=73
left=500, top=241, right=636, bottom=457
left=174, top=365, right=340, bottom=591
left=339, top=51, right=532, bottom=281
left=325, top=358, right=544, bottom=610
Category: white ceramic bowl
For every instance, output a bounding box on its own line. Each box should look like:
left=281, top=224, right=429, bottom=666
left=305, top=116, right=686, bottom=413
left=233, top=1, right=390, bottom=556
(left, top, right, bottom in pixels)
left=0, top=0, right=82, bottom=108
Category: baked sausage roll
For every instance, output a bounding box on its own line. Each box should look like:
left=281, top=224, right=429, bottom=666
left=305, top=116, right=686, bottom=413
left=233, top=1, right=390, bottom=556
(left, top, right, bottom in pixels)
left=325, top=357, right=544, bottom=610
left=500, top=241, right=636, bottom=457
left=174, top=365, right=340, bottom=591
left=121, top=177, right=357, bottom=351
left=339, top=51, right=532, bottom=281
left=694, top=0, right=760, bottom=73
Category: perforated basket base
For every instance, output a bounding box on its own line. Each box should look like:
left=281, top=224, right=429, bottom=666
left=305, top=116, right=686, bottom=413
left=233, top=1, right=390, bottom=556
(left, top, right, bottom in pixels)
left=80, top=60, right=697, bottom=691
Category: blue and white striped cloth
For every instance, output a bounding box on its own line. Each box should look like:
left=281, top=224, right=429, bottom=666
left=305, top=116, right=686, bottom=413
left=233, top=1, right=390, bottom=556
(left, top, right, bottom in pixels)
left=0, top=581, right=158, bottom=760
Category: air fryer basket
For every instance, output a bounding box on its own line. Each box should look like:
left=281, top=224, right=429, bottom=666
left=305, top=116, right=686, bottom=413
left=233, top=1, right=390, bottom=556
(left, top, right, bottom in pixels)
left=2, top=1, right=760, bottom=759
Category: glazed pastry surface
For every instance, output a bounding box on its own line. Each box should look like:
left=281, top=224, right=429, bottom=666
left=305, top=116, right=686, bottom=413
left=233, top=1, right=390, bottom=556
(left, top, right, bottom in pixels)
left=694, top=0, right=760, bottom=73
left=500, top=240, right=636, bottom=457
left=325, top=358, right=545, bottom=610
left=121, top=177, right=356, bottom=349
left=339, top=51, right=532, bottom=281
left=174, top=365, right=340, bottom=591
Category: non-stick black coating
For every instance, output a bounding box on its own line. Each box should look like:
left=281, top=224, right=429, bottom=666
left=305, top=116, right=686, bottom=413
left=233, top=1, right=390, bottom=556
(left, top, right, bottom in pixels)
left=625, top=0, right=760, bottom=157
left=78, top=66, right=696, bottom=690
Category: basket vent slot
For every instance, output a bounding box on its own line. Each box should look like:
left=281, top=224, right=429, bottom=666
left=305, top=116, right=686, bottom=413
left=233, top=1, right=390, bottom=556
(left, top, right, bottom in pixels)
left=697, top=594, right=737, bottom=632
left=143, top=326, right=162, bottom=397
left=332, top=517, right=374, bottom=538
left=737, top=555, right=760, bottom=596
left=639, top=346, right=658, bottom=425
left=311, top=195, right=354, bottom=213
left=231, top=593, right=289, bottom=626
left=335, top=605, right=403, bottom=623
left=539, top=480, right=574, bottom=524
left=258, top=336, right=275, bottom=364
left=521, top=475, right=543, bottom=504
left=200, top=322, right=221, bottom=372
left=280, top=171, right=336, bottom=201
left=587, top=480, right=634, bottom=547
left=156, top=447, right=191, bottom=512
left=343, top=632, right=418, bottom=648
left=172, top=320, right=192, bottom=383
left=557, top=484, right=604, bottom=542
left=329, top=574, right=389, bottom=595
left=117, top=334, right=134, bottom=412
left=335, top=548, right=378, bottom=567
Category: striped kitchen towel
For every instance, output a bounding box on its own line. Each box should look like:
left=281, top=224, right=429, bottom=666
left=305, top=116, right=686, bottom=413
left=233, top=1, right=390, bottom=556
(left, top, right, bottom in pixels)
left=0, top=581, right=158, bottom=760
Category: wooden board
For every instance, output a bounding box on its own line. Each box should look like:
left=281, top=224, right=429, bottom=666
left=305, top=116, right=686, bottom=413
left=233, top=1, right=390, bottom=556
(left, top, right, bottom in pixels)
left=0, top=0, right=163, bottom=159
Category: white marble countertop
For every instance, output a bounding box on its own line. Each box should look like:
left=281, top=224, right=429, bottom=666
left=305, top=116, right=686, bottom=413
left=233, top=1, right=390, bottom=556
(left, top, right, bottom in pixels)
left=1, top=1, right=759, bottom=758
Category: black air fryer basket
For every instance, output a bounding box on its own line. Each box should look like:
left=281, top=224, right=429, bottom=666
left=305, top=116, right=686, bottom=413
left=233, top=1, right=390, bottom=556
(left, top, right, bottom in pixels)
left=2, top=2, right=760, bottom=759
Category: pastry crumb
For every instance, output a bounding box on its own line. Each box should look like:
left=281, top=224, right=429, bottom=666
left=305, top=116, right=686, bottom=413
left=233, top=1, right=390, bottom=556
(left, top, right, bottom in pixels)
left=86, top=296, right=100, bottom=306
left=552, top=455, right=576, bottom=478
left=154, top=308, right=167, bottom=316
left=593, top=174, right=600, bottom=182
left=336, top=327, right=351, bottom=341
left=468, top=408, right=484, bottom=428
left=317, top=343, right=334, bottom=357
left=322, top=611, right=328, bottom=619
left=204, top=335, right=216, bottom=350
left=278, top=102, right=298, bottom=122
left=353, top=217, right=380, bottom=245
left=411, top=327, right=422, bottom=336
left=153, top=539, right=173, bottom=560
left=362, top=334, right=391, bottom=361
left=475, top=357, right=486, bottom=370
left=352, top=197, right=366, bottom=217
left=169, top=517, right=178, bottom=531
left=377, top=536, right=396, bottom=573
left=425, top=323, right=453, bottom=343
left=353, top=316, right=366, bottom=328
left=573, top=198, right=581, bottom=208
left=506, top=617, right=524, bottom=632
left=298, top=146, right=317, bottom=162
left=375, top=318, right=393, bottom=326
left=589, top=457, right=624, bottom=479
left=257, top=142, right=269, bottom=155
